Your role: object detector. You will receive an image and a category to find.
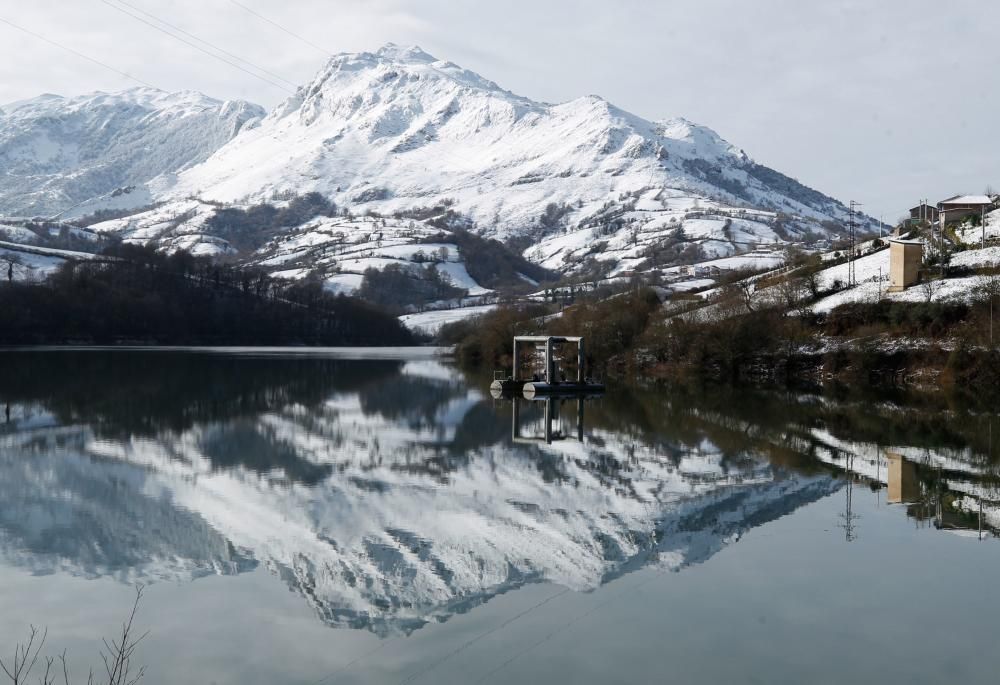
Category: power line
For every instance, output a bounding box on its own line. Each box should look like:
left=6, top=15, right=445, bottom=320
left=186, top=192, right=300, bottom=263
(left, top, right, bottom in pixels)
left=395, top=586, right=572, bottom=685
left=227, top=0, right=331, bottom=57
left=474, top=564, right=671, bottom=684
left=98, top=0, right=296, bottom=94
left=108, top=0, right=300, bottom=89
left=0, top=15, right=157, bottom=89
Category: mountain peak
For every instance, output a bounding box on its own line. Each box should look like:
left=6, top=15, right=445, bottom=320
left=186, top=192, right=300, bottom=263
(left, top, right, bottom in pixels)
left=375, top=43, right=437, bottom=63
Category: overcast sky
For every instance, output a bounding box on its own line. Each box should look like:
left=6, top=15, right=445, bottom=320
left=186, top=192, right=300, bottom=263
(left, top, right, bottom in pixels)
left=1, top=0, right=996, bottom=221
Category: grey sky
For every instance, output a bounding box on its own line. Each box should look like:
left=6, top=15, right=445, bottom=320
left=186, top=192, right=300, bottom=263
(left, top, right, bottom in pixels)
left=1, top=0, right=996, bottom=221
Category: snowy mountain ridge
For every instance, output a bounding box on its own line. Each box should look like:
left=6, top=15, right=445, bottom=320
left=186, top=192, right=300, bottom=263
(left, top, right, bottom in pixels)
left=0, top=87, right=264, bottom=217
left=159, top=43, right=856, bottom=237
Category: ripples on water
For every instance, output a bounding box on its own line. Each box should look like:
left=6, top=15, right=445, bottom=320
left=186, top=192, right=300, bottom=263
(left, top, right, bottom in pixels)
left=1, top=349, right=998, bottom=684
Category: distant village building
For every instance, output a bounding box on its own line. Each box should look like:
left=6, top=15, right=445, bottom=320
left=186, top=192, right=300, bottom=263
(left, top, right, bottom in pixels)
left=908, top=203, right=939, bottom=225
left=887, top=238, right=922, bottom=292
left=937, top=195, right=996, bottom=226
left=680, top=264, right=720, bottom=278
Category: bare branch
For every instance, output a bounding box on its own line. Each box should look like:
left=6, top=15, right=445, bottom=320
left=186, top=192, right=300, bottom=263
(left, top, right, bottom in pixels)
left=4, top=587, right=146, bottom=685
left=58, top=651, right=69, bottom=685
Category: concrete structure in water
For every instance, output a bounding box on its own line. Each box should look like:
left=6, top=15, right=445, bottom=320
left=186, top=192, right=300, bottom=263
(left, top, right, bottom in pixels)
left=490, top=335, right=605, bottom=397
left=887, top=239, right=922, bottom=292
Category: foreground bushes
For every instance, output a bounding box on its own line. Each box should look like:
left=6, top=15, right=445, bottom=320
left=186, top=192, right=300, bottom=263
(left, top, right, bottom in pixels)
left=824, top=300, right=969, bottom=337
left=446, top=288, right=663, bottom=372
left=446, top=284, right=1000, bottom=396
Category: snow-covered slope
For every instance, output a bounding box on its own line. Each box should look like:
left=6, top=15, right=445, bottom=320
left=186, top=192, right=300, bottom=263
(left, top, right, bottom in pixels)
left=0, top=88, right=264, bottom=217
left=91, top=207, right=499, bottom=297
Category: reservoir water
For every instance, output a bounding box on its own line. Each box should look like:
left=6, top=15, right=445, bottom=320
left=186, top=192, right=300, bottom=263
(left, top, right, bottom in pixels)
left=1, top=348, right=998, bottom=684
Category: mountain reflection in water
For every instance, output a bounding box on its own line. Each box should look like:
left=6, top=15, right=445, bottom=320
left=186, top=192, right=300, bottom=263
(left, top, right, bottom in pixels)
left=1, top=349, right=998, bottom=637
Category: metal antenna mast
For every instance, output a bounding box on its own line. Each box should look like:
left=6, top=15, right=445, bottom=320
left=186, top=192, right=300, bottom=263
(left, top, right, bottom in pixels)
left=838, top=453, right=860, bottom=542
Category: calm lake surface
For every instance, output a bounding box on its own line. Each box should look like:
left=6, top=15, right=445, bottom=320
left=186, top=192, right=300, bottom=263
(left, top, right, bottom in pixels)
left=2, top=348, right=999, bottom=685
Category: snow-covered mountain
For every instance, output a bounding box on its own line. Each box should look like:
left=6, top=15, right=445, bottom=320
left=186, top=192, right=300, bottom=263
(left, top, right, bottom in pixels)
left=160, top=44, right=856, bottom=237
left=0, top=87, right=264, bottom=218
left=2, top=43, right=872, bottom=294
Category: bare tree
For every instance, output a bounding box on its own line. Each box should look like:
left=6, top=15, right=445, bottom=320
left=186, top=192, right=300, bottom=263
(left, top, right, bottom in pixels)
left=977, top=272, right=1000, bottom=301
left=978, top=273, right=1000, bottom=347
left=776, top=274, right=806, bottom=312
left=2, top=254, right=22, bottom=283
left=1, top=586, right=147, bottom=685
left=737, top=279, right=757, bottom=313
left=919, top=276, right=940, bottom=303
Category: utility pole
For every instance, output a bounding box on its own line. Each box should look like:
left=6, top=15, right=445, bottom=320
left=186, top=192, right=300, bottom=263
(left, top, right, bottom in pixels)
left=848, top=200, right=861, bottom=287
left=939, top=198, right=947, bottom=278
left=983, top=205, right=987, bottom=249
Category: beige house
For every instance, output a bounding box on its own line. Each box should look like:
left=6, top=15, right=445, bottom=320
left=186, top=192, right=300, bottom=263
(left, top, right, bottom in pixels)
left=937, top=195, right=995, bottom=226
left=887, top=239, right=922, bottom=292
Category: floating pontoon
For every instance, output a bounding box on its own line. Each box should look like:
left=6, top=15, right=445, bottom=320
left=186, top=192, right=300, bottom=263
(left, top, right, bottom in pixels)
left=489, top=335, right=605, bottom=398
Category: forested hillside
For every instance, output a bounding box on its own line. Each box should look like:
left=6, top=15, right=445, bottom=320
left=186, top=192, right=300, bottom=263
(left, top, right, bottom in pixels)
left=0, top=245, right=413, bottom=345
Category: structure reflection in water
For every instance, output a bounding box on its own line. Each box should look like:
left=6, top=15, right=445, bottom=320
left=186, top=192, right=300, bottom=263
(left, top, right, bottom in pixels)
left=511, top=396, right=587, bottom=445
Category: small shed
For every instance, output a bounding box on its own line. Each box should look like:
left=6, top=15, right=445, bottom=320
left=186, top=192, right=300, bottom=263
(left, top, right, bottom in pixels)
left=887, top=239, right=922, bottom=292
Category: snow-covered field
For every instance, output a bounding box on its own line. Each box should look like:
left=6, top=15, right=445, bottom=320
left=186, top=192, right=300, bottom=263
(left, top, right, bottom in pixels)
left=810, top=275, right=982, bottom=313
left=954, top=208, right=1000, bottom=245
left=525, top=190, right=793, bottom=278
left=0, top=224, right=40, bottom=244
left=0, top=246, right=67, bottom=282
left=90, top=199, right=229, bottom=256
left=806, top=241, right=997, bottom=313
left=94, top=209, right=494, bottom=297
left=0, top=237, right=106, bottom=282
left=399, top=304, right=497, bottom=334
left=951, top=245, right=1000, bottom=269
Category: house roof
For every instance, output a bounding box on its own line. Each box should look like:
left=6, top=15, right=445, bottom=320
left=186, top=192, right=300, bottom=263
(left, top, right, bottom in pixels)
left=939, top=194, right=993, bottom=206
left=889, top=238, right=923, bottom=246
